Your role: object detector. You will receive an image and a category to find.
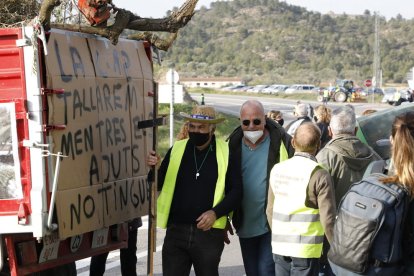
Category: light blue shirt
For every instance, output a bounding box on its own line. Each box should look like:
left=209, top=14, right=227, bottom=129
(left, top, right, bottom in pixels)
left=238, top=135, right=270, bottom=238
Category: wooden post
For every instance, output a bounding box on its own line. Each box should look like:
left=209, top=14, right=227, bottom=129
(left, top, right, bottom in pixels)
left=147, top=81, right=158, bottom=276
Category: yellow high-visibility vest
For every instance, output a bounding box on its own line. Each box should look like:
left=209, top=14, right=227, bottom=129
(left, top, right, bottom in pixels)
left=157, top=138, right=229, bottom=229
left=394, top=91, right=401, bottom=101
left=270, top=156, right=324, bottom=258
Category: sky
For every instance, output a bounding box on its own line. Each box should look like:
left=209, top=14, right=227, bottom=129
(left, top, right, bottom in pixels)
left=115, top=0, right=414, bottom=19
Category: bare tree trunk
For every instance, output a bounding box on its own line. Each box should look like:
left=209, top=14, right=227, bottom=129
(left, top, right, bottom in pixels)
left=38, top=0, right=61, bottom=29
left=127, top=0, right=198, bottom=32
left=128, top=32, right=178, bottom=51
left=52, top=8, right=132, bottom=44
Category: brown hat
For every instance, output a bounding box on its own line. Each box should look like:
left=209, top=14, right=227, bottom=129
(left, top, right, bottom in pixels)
left=180, top=105, right=225, bottom=124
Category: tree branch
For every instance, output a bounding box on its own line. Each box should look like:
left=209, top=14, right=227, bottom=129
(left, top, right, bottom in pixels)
left=52, top=9, right=132, bottom=44
left=38, top=0, right=61, bottom=29
left=127, top=0, right=198, bottom=32
left=128, top=32, right=178, bottom=51
left=40, top=0, right=198, bottom=49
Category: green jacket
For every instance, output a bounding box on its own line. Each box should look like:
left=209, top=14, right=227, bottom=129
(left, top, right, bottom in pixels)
left=316, top=134, right=381, bottom=206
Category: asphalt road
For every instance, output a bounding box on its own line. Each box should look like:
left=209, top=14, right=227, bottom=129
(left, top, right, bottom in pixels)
left=76, top=216, right=245, bottom=275
left=190, top=93, right=390, bottom=123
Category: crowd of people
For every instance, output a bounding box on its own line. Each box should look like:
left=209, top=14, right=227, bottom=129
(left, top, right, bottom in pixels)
left=98, top=98, right=414, bottom=276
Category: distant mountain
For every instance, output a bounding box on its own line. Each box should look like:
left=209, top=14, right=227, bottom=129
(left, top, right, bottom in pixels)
left=161, top=0, right=414, bottom=86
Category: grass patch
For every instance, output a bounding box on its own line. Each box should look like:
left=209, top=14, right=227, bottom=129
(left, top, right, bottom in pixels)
left=157, top=103, right=240, bottom=157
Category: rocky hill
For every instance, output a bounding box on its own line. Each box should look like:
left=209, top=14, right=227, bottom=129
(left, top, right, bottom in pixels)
left=160, top=0, right=414, bottom=86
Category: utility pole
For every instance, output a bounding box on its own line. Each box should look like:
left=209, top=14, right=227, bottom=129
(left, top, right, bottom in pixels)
left=372, top=12, right=381, bottom=102
left=166, top=66, right=179, bottom=147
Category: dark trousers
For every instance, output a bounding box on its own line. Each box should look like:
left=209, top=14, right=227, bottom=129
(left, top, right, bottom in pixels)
left=162, top=224, right=225, bottom=276
left=274, top=254, right=319, bottom=276
left=319, top=262, right=335, bottom=276
left=89, top=228, right=138, bottom=276
left=319, top=238, right=334, bottom=276
left=239, top=231, right=275, bottom=276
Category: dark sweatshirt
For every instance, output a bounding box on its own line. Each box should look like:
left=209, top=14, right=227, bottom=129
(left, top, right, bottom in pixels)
left=157, top=137, right=242, bottom=226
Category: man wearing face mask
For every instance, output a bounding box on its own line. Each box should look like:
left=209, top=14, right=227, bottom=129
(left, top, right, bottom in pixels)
left=147, top=105, right=242, bottom=276
left=267, top=110, right=284, bottom=126
left=227, top=100, right=295, bottom=276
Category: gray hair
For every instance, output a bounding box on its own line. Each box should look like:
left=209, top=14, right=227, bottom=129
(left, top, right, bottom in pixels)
left=295, top=103, right=308, bottom=117
left=329, top=106, right=356, bottom=135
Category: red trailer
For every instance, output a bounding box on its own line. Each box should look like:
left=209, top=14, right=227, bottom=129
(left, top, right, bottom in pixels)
left=0, top=25, right=155, bottom=275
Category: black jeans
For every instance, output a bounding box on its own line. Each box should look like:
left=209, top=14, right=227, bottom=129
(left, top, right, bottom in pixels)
left=162, top=223, right=225, bottom=276
left=89, top=228, right=138, bottom=276
left=274, top=254, right=319, bottom=276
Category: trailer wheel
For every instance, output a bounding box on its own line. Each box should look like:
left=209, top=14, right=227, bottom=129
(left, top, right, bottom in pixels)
left=316, top=95, right=324, bottom=102
left=334, top=91, right=347, bottom=102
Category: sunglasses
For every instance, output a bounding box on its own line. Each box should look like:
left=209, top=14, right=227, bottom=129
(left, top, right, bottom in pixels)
left=242, top=119, right=261, bottom=126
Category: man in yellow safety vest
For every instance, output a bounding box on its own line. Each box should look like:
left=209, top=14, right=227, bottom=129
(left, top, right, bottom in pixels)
left=270, top=123, right=336, bottom=275
left=147, top=105, right=242, bottom=276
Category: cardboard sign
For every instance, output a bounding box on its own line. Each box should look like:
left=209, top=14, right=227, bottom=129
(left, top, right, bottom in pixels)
left=102, top=176, right=149, bottom=227
left=47, top=76, right=100, bottom=189
left=55, top=177, right=149, bottom=238
left=56, top=184, right=104, bottom=237
left=46, top=30, right=153, bottom=239
left=136, top=42, right=152, bottom=80
left=128, top=79, right=147, bottom=177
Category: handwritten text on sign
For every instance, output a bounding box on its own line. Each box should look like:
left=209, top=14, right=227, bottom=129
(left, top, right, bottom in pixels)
left=46, top=31, right=152, bottom=239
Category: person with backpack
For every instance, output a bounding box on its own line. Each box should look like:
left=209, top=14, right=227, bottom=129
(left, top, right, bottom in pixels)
left=316, top=105, right=381, bottom=207
left=269, top=122, right=336, bottom=275
left=316, top=106, right=381, bottom=275
left=328, top=111, right=414, bottom=275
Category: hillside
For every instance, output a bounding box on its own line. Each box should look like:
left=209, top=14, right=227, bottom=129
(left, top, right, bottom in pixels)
left=159, top=0, right=414, bottom=86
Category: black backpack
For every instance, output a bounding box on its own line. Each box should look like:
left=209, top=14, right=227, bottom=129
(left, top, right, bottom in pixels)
left=328, top=174, right=409, bottom=274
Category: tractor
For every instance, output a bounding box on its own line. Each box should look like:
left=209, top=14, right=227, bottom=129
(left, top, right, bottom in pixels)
left=317, top=80, right=354, bottom=103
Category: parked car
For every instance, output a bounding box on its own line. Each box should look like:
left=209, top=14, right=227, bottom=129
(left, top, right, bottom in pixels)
left=221, top=84, right=246, bottom=91
left=274, top=85, right=289, bottom=93
left=357, top=104, right=414, bottom=160
left=247, top=85, right=269, bottom=93
left=285, top=84, right=315, bottom=94
left=236, top=85, right=254, bottom=92
left=261, top=84, right=288, bottom=94
left=312, top=87, right=324, bottom=93
left=261, top=84, right=280, bottom=94
left=382, top=88, right=413, bottom=106
left=361, top=87, right=384, bottom=96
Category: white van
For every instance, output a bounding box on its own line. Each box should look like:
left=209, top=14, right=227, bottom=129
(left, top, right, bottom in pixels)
left=285, top=84, right=315, bottom=94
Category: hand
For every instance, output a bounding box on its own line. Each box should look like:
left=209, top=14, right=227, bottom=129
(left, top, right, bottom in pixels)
left=147, top=150, right=160, bottom=166
left=196, top=210, right=217, bottom=231
left=224, top=220, right=234, bottom=244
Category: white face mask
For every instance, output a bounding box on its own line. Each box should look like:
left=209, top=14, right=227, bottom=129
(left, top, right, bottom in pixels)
left=243, top=130, right=264, bottom=144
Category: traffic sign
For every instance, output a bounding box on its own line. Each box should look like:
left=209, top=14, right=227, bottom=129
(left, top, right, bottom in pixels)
left=364, top=79, right=372, bottom=87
